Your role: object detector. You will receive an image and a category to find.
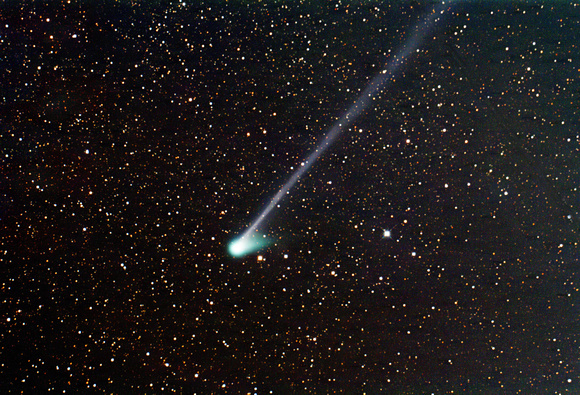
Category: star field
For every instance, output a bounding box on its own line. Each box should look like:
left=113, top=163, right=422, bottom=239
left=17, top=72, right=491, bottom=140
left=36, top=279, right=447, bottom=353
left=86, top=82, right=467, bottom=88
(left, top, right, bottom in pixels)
left=1, top=1, right=579, bottom=393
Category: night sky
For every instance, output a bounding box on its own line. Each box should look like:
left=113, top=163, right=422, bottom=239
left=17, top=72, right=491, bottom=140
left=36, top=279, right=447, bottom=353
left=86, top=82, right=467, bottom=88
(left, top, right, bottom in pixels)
left=1, top=1, right=579, bottom=393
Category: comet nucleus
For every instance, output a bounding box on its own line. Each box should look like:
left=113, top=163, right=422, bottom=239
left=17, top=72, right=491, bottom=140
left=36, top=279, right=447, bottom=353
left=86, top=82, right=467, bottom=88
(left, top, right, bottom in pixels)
left=228, top=233, right=270, bottom=258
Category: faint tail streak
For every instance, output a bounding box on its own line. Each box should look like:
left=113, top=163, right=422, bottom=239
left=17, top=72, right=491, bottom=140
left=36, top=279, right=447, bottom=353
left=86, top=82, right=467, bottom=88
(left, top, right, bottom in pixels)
left=228, top=1, right=455, bottom=257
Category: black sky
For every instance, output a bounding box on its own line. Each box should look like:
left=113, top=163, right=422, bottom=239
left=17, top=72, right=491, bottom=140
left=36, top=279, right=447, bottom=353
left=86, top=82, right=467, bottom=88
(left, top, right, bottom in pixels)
left=1, top=1, right=579, bottom=393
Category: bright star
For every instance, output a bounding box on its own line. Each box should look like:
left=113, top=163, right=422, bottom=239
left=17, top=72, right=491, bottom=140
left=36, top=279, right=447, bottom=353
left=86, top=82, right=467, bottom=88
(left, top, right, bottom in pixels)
left=383, top=229, right=391, bottom=238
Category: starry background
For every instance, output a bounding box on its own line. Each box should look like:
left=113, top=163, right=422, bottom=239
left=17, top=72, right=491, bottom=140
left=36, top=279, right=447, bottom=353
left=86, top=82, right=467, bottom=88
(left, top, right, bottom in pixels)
left=1, top=0, right=579, bottom=393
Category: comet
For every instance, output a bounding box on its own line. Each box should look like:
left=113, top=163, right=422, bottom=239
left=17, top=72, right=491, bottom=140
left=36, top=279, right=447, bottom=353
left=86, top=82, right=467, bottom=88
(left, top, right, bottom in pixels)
left=228, top=1, right=456, bottom=257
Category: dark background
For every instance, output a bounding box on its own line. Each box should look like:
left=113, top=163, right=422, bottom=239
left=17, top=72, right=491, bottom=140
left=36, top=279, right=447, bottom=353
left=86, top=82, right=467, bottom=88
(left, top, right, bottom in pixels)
left=1, top=1, right=578, bottom=393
